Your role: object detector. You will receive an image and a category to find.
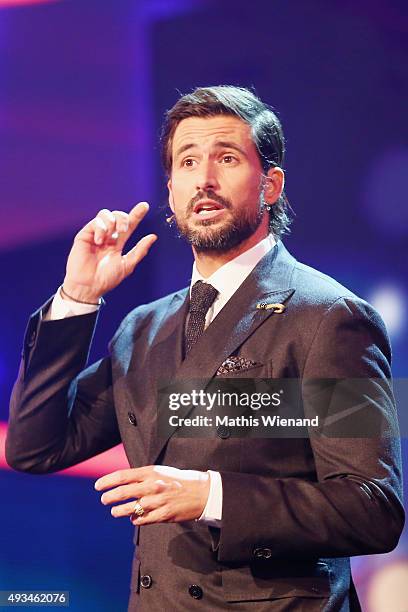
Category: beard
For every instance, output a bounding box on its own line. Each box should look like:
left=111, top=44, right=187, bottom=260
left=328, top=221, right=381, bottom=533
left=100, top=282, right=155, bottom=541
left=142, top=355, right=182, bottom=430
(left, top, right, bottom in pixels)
left=174, top=189, right=266, bottom=254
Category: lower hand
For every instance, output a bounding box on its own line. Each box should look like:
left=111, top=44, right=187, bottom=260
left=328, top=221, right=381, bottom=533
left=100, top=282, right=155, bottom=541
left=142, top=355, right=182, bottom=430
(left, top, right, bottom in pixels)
left=94, top=465, right=210, bottom=525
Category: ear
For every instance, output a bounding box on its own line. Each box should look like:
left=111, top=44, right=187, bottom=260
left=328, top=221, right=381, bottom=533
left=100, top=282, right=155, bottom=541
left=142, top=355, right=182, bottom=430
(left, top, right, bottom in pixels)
left=167, top=179, right=175, bottom=213
left=263, top=167, right=285, bottom=205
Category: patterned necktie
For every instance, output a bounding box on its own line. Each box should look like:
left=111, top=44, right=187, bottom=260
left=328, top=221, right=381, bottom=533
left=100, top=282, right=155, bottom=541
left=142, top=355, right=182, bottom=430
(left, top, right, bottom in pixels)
left=185, top=280, right=218, bottom=355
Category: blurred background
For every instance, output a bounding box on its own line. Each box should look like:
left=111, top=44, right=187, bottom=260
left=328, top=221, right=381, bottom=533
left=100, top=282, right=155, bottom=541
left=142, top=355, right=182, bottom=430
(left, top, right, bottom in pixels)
left=0, top=0, right=407, bottom=610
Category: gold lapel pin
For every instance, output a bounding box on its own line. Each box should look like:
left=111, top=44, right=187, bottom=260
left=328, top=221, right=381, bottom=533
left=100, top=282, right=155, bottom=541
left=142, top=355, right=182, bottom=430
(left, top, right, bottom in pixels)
left=256, top=302, right=286, bottom=313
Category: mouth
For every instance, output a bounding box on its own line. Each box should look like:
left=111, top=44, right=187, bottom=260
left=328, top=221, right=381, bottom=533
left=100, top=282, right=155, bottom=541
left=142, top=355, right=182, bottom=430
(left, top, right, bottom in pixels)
left=192, top=200, right=226, bottom=219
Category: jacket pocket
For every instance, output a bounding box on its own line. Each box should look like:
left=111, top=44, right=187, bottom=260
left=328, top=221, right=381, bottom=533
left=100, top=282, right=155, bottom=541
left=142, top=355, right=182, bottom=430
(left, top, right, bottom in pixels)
left=216, top=364, right=265, bottom=378
left=217, top=359, right=274, bottom=379
left=222, top=561, right=331, bottom=602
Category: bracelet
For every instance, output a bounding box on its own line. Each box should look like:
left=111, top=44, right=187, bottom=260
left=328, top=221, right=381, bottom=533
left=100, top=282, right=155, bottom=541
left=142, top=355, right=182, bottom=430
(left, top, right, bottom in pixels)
left=60, top=285, right=102, bottom=306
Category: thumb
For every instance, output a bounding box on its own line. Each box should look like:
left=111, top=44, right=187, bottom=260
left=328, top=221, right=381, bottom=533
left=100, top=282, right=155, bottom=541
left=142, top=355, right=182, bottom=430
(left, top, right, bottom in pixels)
left=122, top=234, right=157, bottom=277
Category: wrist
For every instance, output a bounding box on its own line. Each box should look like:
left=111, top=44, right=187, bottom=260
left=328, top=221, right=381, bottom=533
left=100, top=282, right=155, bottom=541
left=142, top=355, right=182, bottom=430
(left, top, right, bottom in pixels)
left=61, top=281, right=102, bottom=305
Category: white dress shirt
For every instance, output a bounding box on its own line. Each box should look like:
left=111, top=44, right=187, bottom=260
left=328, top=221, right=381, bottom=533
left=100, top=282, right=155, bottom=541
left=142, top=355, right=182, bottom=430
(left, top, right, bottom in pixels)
left=45, top=233, right=276, bottom=526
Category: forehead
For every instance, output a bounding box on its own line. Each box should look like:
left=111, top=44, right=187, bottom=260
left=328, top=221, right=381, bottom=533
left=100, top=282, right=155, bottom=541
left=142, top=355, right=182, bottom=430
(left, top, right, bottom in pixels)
left=172, top=115, right=255, bottom=152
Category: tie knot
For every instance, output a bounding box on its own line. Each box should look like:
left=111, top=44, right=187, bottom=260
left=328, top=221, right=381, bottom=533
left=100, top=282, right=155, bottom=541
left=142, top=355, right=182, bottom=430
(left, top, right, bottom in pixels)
left=189, top=280, right=218, bottom=314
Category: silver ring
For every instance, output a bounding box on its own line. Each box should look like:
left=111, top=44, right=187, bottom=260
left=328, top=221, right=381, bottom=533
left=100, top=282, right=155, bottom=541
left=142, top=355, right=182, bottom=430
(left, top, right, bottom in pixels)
left=133, top=501, right=144, bottom=517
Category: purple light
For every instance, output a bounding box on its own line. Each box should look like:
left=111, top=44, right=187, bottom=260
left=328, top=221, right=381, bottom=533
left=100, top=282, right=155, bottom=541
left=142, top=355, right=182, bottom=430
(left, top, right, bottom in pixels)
left=361, top=147, right=408, bottom=237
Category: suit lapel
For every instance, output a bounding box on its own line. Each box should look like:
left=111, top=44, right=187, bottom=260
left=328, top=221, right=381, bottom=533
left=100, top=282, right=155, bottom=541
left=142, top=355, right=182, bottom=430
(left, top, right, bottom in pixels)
left=148, top=240, right=297, bottom=464
left=147, top=288, right=189, bottom=386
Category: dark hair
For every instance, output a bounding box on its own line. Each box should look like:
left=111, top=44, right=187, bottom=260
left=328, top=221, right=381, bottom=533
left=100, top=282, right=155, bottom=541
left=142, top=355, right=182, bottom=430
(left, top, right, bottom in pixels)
left=161, top=85, right=294, bottom=238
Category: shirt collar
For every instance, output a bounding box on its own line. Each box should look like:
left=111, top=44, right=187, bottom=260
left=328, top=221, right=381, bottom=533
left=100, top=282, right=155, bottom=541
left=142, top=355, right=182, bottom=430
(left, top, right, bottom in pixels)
left=190, top=234, right=276, bottom=301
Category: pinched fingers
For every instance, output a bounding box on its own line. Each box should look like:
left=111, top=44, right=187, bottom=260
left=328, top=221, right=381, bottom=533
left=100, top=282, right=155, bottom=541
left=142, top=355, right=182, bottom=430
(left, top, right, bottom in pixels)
left=104, top=202, right=151, bottom=247
left=74, top=201, right=151, bottom=249
left=93, top=209, right=130, bottom=245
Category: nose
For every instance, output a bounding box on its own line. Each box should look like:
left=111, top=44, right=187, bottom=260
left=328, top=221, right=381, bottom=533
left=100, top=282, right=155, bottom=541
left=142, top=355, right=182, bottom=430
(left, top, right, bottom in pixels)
left=195, top=159, right=220, bottom=192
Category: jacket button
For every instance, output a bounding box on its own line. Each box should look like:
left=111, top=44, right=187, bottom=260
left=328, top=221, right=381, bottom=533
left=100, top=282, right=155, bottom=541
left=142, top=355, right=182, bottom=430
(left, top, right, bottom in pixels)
left=128, top=412, right=137, bottom=426
left=188, top=584, right=203, bottom=599
left=140, top=574, right=152, bottom=589
left=216, top=425, right=230, bottom=439
left=253, top=546, right=272, bottom=559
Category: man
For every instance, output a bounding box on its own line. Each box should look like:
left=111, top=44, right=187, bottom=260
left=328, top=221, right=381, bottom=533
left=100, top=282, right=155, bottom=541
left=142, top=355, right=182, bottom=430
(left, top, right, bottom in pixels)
left=6, top=86, right=404, bottom=611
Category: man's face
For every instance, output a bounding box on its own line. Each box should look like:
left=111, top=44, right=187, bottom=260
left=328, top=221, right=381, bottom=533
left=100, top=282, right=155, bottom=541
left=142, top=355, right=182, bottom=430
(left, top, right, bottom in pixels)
left=167, top=115, right=272, bottom=253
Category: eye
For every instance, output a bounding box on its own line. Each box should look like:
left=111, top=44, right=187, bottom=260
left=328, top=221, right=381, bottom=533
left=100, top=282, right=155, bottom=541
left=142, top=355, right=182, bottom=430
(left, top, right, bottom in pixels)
left=181, top=158, right=197, bottom=168
left=220, top=154, right=237, bottom=164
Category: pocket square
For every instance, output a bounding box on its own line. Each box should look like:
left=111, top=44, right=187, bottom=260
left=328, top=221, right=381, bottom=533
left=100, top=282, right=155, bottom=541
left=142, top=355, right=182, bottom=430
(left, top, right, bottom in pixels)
left=216, top=356, right=262, bottom=375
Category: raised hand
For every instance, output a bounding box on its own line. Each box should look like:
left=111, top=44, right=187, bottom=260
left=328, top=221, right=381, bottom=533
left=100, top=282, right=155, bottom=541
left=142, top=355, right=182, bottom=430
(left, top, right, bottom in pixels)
left=63, top=202, right=157, bottom=303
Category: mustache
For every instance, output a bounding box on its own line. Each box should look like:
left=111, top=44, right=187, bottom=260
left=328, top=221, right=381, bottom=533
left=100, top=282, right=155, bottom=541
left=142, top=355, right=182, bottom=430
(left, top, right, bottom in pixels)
left=188, top=190, right=232, bottom=213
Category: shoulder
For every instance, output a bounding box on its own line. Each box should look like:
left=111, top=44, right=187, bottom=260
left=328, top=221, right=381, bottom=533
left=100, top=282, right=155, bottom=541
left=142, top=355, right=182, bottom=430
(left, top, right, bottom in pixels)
left=291, top=260, right=358, bottom=305
left=273, top=240, right=361, bottom=310
left=284, top=254, right=388, bottom=345
left=290, top=259, right=380, bottom=320
left=278, top=255, right=391, bottom=373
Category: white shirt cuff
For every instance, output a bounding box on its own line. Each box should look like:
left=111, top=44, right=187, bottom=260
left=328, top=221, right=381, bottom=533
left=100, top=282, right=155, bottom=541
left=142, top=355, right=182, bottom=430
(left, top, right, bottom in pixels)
left=197, top=470, right=222, bottom=527
left=43, top=287, right=100, bottom=321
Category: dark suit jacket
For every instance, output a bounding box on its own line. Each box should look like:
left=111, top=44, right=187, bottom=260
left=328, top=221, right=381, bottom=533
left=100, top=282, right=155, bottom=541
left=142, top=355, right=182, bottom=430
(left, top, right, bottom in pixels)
left=6, top=241, right=404, bottom=611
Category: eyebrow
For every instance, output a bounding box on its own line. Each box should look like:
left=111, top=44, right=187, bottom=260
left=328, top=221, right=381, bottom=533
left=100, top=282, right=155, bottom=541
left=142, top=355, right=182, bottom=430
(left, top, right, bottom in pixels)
left=174, top=141, right=247, bottom=160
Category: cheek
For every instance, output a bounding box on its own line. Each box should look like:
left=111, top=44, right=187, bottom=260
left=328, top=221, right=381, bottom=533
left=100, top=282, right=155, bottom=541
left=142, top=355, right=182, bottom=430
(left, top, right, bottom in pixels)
left=170, top=174, right=194, bottom=205
left=171, top=191, right=186, bottom=212
left=224, top=171, right=261, bottom=202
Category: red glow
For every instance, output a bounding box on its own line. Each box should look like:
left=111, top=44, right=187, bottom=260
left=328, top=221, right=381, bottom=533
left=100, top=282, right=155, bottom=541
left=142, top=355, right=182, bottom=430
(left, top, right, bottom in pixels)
left=0, top=422, right=130, bottom=478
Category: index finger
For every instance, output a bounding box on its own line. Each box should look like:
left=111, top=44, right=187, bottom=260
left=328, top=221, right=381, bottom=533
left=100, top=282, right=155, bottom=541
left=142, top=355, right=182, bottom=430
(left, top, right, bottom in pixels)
left=128, top=201, right=150, bottom=232
left=115, top=201, right=151, bottom=247
left=94, top=466, right=153, bottom=491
